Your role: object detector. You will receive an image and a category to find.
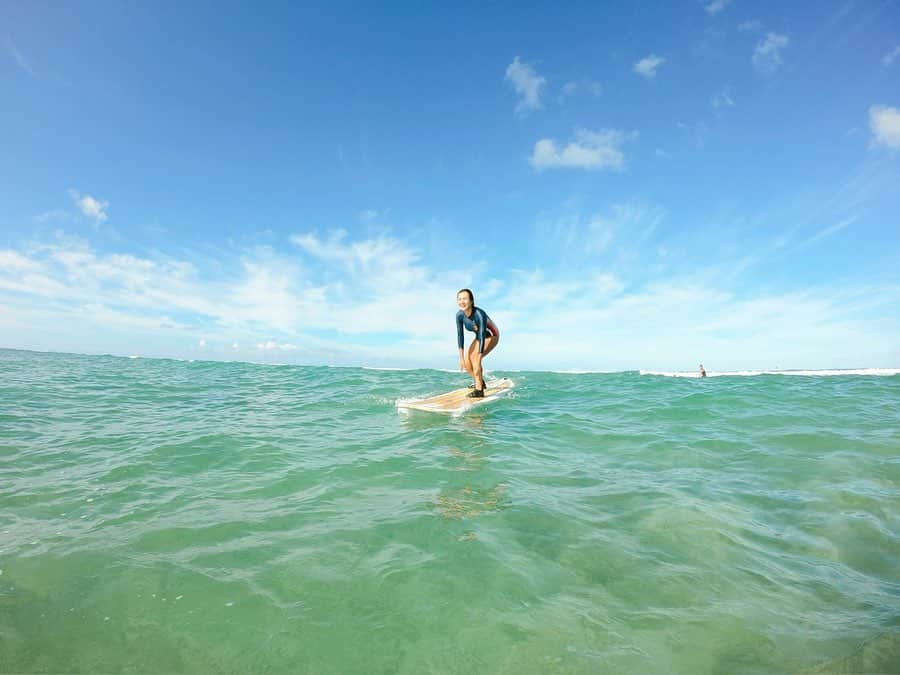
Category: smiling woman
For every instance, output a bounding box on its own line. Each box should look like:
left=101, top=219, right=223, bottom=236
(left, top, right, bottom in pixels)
left=455, top=287, right=500, bottom=397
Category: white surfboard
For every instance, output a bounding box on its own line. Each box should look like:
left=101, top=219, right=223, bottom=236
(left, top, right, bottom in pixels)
left=397, top=378, right=514, bottom=415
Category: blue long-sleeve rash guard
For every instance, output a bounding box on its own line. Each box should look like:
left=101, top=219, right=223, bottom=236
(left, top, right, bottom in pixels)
left=456, top=307, right=499, bottom=354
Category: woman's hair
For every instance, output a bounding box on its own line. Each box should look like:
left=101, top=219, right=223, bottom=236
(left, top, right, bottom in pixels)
left=457, top=288, right=474, bottom=303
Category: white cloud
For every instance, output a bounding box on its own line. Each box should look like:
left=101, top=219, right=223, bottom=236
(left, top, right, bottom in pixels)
left=4, top=37, right=36, bottom=77
left=560, top=79, right=602, bottom=100
left=80, top=304, right=187, bottom=332
left=2, top=238, right=225, bottom=324
left=4, top=219, right=898, bottom=371
left=492, top=276, right=900, bottom=371
left=256, top=340, right=297, bottom=351
left=198, top=339, right=206, bottom=348
left=634, top=55, right=665, bottom=79
left=711, top=87, right=734, bottom=109
left=0, top=247, right=74, bottom=298
left=230, top=258, right=311, bottom=332
left=592, top=273, right=624, bottom=296
left=0, top=250, right=42, bottom=273
left=806, top=215, right=859, bottom=245
left=529, top=129, right=635, bottom=171
left=586, top=217, right=616, bottom=253
left=260, top=230, right=461, bottom=342
left=752, top=32, right=789, bottom=75
left=35, top=209, right=70, bottom=224
left=500, top=269, right=587, bottom=313
left=505, top=56, right=546, bottom=115
left=705, top=0, right=730, bottom=16
left=69, top=190, right=109, bottom=223
left=883, top=46, right=900, bottom=67
left=290, top=230, right=427, bottom=289
left=534, top=201, right=665, bottom=266
left=868, top=105, right=900, bottom=149
left=8, top=237, right=323, bottom=343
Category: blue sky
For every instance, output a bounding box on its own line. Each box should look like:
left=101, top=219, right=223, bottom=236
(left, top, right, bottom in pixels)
left=2, top=0, right=899, bottom=371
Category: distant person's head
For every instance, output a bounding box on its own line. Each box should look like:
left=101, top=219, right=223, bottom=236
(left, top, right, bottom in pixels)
left=457, top=288, right=474, bottom=312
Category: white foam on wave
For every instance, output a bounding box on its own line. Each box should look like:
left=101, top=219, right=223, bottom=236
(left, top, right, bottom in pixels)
left=778, top=368, right=900, bottom=376
left=640, top=368, right=900, bottom=378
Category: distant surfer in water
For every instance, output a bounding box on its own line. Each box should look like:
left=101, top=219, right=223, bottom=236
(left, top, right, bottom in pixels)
left=700, top=364, right=707, bottom=378
left=456, top=288, right=500, bottom=398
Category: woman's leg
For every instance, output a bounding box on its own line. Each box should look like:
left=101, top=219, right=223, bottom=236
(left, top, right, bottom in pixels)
left=468, top=334, right=499, bottom=390
left=460, top=350, right=475, bottom=378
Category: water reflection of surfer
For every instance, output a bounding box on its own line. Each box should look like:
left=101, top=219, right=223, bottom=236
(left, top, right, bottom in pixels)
left=456, top=288, right=500, bottom=398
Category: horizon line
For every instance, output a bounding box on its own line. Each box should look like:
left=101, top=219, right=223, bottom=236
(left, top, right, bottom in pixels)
left=2, top=346, right=898, bottom=377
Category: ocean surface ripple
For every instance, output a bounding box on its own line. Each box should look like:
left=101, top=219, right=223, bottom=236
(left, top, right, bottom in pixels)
left=1, top=349, right=898, bottom=673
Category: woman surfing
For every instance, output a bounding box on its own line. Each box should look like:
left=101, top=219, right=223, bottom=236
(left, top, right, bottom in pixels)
left=455, top=288, right=500, bottom=398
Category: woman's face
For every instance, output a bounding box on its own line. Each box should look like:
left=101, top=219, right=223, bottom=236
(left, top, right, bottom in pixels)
left=457, top=292, right=472, bottom=312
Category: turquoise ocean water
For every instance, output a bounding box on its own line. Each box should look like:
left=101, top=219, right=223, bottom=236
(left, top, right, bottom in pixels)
left=1, top=348, right=898, bottom=674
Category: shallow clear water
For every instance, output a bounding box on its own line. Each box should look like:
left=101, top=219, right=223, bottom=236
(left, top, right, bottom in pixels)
left=1, top=349, right=898, bottom=673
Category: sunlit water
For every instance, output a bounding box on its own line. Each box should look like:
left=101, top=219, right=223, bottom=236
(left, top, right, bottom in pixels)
left=1, top=349, right=898, bottom=673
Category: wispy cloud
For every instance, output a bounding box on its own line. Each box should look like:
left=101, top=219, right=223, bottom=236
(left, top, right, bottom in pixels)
left=633, top=55, right=665, bottom=79
left=710, top=86, right=734, bottom=109
left=0, top=250, right=43, bottom=274
left=1, top=237, right=232, bottom=329
left=868, top=105, right=900, bottom=149
left=533, top=200, right=666, bottom=275
left=529, top=129, right=635, bottom=171
left=830, top=1, right=856, bottom=25
left=0, top=231, right=445, bottom=361
left=505, top=56, right=546, bottom=116
left=704, top=0, right=730, bottom=16
left=2, top=226, right=898, bottom=370
left=882, top=45, right=900, bottom=67
left=739, top=20, right=763, bottom=33
left=4, top=37, right=36, bottom=77
left=34, top=210, right=71, bottom=224
left=560, top=78, right=602, bottom=101
left=69, top=190, right=109, bottom=223
left=0, top=226, right=460, bottom=364
left=753, top=32, right=789, bottom=75
left=492, top=275, right=900, bottom=371
left=256, top=340, right=297, bottom=351
left=290, top=229, right=427, bottom=289
left=805, top=215, right=859, bottom=245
